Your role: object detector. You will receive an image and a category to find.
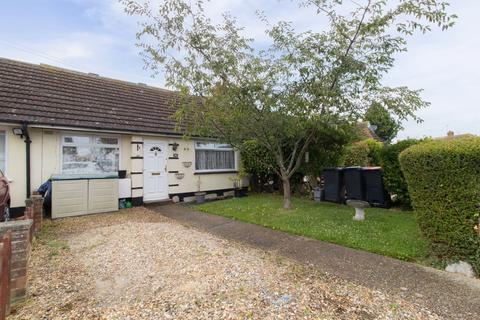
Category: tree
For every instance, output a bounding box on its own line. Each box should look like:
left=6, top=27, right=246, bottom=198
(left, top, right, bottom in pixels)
left=122, top=0, right=456, bottom=210
left=364, top=103, right=403, bottom=142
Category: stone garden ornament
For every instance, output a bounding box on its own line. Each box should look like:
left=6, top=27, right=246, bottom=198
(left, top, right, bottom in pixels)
left=347, top=200, right=370, bottom=221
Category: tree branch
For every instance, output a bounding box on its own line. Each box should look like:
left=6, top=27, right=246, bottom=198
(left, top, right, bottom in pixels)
left=329, top=0, right=372, bottom=92
left=287, top=130, right=315, bottom=179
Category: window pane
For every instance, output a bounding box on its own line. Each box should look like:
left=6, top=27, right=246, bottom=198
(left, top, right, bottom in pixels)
left=64, top=136, right=90, bottom=145
left=215, top=143, right=232, bottom=149
left=62, top=135, right=119, bottom=174
left=195, top=142, right=215, bottom=149
left=96, top=137, right=118, bottom=145
left=92, top=147, right=119, bottom=173
left=62, top=146, right=94, bottom=174
left=195, top=150, right=234, bottom=170
left=0, top=132, right=5, bottom=173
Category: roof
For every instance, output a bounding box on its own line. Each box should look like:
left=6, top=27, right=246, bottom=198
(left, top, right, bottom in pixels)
left=357, top=122, right=382, bottom=142
left=434, top=131, right=475, bottom=140
left=0, top=58, right=185, bottom=135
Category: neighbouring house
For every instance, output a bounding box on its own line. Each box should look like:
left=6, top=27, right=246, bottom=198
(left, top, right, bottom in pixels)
left=357, top=122, right=382, bottom=142
left=435, top=130, right=475, bottom=140
left=0, top=58, right=246, bottom=216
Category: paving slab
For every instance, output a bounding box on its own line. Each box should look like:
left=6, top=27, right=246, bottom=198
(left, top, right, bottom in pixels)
left=149, top=203, right=480, bottom=320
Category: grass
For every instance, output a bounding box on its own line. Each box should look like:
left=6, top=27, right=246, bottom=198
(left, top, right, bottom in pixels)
left=195, top=194, right=429, bottom=262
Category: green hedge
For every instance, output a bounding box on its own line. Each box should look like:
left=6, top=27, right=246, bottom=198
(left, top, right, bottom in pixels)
left=343, top=139, right=383, bottom=167
left=399, top=137, right=480, bottom=273
left=380, top=139, right=421, bottom=207
left=241, top=140, right=277, bottom=192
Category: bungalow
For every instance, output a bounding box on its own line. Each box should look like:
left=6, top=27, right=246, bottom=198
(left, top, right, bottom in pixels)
left=0, top=58, right=246, bottom=216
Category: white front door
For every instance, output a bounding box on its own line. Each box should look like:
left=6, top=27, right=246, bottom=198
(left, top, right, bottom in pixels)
left=143, top=141, right=168, bottom=201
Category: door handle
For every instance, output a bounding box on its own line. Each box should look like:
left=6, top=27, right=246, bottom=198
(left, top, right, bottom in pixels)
left=152, top=172, right=161, bottom=176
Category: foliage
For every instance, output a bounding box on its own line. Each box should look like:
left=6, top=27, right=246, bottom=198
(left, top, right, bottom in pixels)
left=364, top=103, right=403, bottom=142
left=380, top=139, right=421, bottom=207
left=343, top=138, right=383, bottom=167
left=196, top=194, right=428, bottom=261
left=241, top=140, right=277, bottom=192
left=123, top=0, right=456, bottom=209
left=241, top=140, right=276, bottom=179
left=343, top=142, right=369, bottom=167
left=399, top=137, right=480, bottom=273
left=365, top=138, right=383, bottom=165
left=299, top=123, right=355, bottom=175
left=243, top=125, right=351, bottom=192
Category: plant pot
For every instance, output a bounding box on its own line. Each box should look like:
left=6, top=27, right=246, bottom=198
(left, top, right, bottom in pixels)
left=118, top=170, right=127, bottom=179
left=182, top=161, right=192, bottom=168
left=234, top=188, right=246, bottom=198
left=195, top=192, right=206, bottom=204
left=313, top=188, right=323, bottom=202
left=175, top=173, right=185, bottom=180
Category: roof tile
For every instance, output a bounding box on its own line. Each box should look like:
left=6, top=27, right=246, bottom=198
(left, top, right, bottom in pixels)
left=0, top=58, right=185, bottom=135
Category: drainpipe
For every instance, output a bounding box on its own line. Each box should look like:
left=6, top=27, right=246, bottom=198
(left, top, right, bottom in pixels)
left=22, top=123, right=32, bottom=198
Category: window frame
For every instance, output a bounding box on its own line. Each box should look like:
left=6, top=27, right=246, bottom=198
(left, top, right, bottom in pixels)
left=194, top=141, right=237, bottom=173
left=60, top=132, right=121, bottom=175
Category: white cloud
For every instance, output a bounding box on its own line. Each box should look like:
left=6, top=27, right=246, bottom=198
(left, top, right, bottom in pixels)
left=0, top=32, right=116, bottom=71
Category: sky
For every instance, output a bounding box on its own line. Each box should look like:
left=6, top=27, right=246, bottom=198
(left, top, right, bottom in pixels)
left=0, top=0, right=478, bottom=140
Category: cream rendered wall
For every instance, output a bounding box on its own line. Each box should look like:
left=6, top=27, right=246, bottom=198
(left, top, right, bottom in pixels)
left=120, top=135, right=131, bottom=174
left=162, top=137, right=245, bottom=195
left=29, top=128, right=131, bottom=206
left=30, top=129, right=62, bottom=194
left=30, top=128, right=44, bottom=193
left=2, top=123, right=244, bottom=208
left=0, top=125, right=27, bottom=208
left=30, top=129, right=61, bottom=190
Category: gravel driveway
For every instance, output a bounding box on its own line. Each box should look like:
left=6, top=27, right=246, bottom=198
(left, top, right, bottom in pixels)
left=10, top=207, right=439, bottom=319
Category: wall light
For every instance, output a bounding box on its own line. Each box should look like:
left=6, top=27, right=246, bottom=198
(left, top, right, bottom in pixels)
left=12, top=127, right=26, bottom=139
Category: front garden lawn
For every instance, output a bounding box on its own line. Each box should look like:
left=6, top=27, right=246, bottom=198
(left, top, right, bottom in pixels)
left=195, top=194, right=428, bottom=262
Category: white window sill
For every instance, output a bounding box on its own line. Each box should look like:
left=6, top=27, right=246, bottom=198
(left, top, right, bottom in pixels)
left=194, top=170, right=238, bottom=175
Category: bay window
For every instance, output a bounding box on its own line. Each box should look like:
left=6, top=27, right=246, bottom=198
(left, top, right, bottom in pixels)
left=61, top=134, right=119, bottom=174
left=195, top=142, right=235, bottom=172
left=0, top=131, right=5, bottom=173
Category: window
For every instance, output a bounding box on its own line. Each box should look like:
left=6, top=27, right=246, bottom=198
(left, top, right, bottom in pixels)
left=0, top=131, right=5, bottom=173
left=195, top=142, right=235, bottom=172
left=61, top=134, right=119, bottom=174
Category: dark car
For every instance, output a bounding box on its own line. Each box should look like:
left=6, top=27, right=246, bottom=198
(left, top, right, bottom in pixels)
left=0, top=170, right=10, bottom=222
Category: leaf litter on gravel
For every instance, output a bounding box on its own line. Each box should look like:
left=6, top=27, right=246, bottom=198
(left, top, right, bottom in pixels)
left=10, top=207, right=439, bottom=320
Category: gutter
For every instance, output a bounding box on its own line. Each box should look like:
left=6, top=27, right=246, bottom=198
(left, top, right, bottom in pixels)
left=0, top=121, right=220, bottom=141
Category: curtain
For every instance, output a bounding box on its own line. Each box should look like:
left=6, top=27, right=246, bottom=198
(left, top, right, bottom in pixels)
left=195, top=150, right=235, bottom=170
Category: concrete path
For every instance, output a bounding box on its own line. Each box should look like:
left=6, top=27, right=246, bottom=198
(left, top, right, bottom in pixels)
left=149, top=203, right=480, bottom=319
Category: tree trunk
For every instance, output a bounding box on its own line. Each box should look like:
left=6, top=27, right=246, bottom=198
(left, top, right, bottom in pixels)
left=282, top=177, right=292, bottom=210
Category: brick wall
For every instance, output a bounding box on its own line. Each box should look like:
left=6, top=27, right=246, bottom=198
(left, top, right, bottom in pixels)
left=25, top=195, right=43, bottom=234
left=0, top=220, right=33, bottom=304
left=0, top=232, right=12, bottom=320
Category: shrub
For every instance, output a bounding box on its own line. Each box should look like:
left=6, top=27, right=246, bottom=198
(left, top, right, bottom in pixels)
left=343, top=142, right=369, bottom=166
left=343, top=139, right=383, bottom=167
left=364, top=138, right=383, bottom=165
left=241, top=140, right=277, bottom=192
left=380, top=139, right=421, bottom=207
left=399, top=137, right=480, bottom=273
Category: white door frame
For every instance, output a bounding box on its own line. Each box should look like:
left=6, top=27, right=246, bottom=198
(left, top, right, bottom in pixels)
left=143, top=140, right=169, bottom=201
